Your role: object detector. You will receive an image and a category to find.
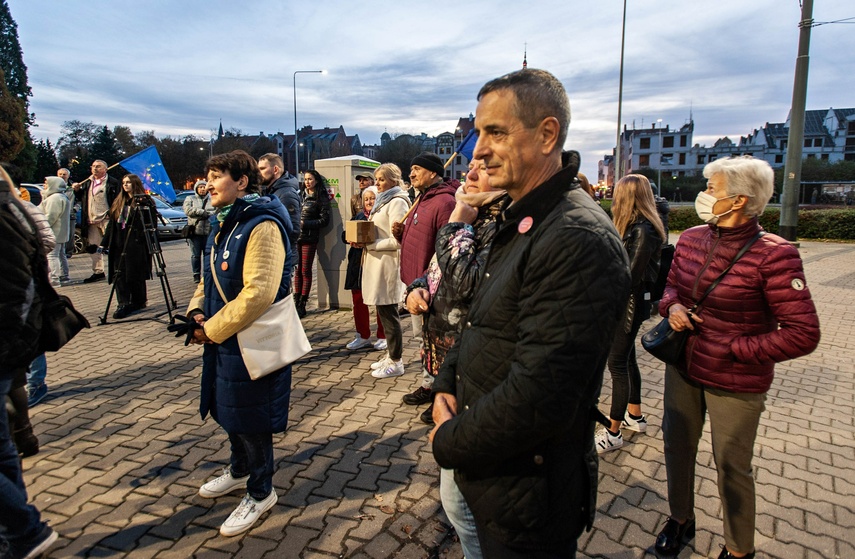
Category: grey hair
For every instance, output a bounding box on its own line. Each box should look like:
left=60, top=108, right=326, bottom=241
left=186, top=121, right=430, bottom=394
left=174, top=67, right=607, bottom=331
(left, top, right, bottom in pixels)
left=703, top=156, right=774, bottom=217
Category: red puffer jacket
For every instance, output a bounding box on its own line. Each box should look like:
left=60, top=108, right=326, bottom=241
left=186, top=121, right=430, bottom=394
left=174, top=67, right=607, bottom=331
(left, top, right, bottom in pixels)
left=399, top=181, right=456, bottom=285
left=659, top=218, right=820, bottom=393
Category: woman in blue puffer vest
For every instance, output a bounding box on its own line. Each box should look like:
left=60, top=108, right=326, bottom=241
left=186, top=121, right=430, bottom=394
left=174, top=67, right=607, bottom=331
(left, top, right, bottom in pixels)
left=186, top=151, right=294, bottom=538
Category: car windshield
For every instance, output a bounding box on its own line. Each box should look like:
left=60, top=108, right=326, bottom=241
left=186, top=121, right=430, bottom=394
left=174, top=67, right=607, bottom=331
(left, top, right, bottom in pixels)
left=152, top=197, right=169, bottom=209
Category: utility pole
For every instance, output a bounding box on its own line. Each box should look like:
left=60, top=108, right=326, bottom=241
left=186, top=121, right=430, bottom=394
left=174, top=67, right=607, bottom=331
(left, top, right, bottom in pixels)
left=614, top=0, right=627, bottom=185
left=779, top=0, right=813, bottom=242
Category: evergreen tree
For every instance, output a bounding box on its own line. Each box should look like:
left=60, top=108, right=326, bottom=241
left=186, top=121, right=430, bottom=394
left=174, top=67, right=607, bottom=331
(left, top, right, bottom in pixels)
left=0, top=66, right=25, bottom=161
left=89, top=125, right=120, bottom=165
left=33, top=138, right=59, bottom=181
left=0, top=0, right=32, bottom=121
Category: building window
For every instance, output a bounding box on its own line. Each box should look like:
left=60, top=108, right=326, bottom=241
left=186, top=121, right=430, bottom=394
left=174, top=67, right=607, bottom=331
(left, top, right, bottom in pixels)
left=709, top=155, right=717, bottom=162
left=697, top=155, right=705, bottom=165
left=821, top=153, right=829, bottom=161
left=804, top=139, right=812, bottom=148
left=680, top=135, right=687, bottom=147
left=775, top=155, right=783, bottom=163
left=679, top=153, right=686, bottom=165
left=781, top=140, right=788, bottom=149
left=678, top=171, right=685, bottom=177
left=807, top=154, right=815, bottom=159
left=848, top=122, right=855, bottom=134
left=639, top=154, right=650, bottom=166
left=456, top=156, right=461, bottom=165
left=814, top=138, right=822, bottom=147
left=663, top=136, right=674, bottom=148
left=640, top=137, right=651, bottom=149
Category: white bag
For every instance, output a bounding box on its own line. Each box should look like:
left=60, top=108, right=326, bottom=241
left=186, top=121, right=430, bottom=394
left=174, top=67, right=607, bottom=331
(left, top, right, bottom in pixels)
left=237, top=293, right=312, bottom=379
left=210, top=251, right=311, bottom=380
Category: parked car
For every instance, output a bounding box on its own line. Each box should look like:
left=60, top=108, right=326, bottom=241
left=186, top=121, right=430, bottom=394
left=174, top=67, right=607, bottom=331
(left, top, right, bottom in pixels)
left=172, top=190, right=195, bottom=207
left=20, top=183, right=44, bottom=205
left=153, top=196, right=189, bottom=239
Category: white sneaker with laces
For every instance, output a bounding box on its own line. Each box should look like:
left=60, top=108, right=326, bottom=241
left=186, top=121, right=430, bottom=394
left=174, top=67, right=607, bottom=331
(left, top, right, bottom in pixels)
left=595, top=429, right=624, bottom=454
left=371, top=359, right=405, bottom=379
left=346, top=336, right=372, bottom=350
left=370, top=354, right=390, bottom=370
left=373, top=338, right=387, bottom=351
left=621, top=412, right=648, bottom=433
left=219, top=490, right=278, bottom=537
left=199, top=467, right=249, bottom=498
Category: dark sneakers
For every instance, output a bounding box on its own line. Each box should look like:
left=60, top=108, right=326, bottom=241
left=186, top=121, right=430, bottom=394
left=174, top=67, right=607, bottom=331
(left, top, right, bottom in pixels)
left=113, top=306, right=131, bottom=319
left=717, top=547, right=755, bottom=559
left=654, top=517, right=695, bottom=556
left=27, top=384, right=48, bottom=407
left=402, top=387, right=432, bottom=406
left=19, top=525, right=58, bottom=559
left=83, top=272, right=106, bottom=283
left=420, top=403, right=435, bottom=425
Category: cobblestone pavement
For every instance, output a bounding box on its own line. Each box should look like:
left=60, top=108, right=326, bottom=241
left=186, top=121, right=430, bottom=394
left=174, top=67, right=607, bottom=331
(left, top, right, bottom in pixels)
left=22, top=238, right=854, bottom=558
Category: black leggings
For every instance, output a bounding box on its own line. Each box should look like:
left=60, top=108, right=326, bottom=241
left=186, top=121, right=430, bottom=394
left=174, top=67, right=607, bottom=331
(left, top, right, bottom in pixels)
left=607, top=295, right=649, bottom=422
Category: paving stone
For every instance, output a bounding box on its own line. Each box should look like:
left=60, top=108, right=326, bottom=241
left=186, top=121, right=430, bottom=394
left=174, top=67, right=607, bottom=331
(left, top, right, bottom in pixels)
left=13, top=240, right=854, bottom=558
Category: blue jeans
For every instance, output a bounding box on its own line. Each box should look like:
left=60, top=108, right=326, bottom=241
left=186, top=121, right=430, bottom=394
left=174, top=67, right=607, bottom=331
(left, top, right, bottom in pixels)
left=440, top=468, right=483, bottom=559
left=0, top=375, right=45, bottom=554
left=228, top=431, right=273, bottom=501
left=189, top=235, right=206, bottom=277
left=26, top=354, right=47, bottom=391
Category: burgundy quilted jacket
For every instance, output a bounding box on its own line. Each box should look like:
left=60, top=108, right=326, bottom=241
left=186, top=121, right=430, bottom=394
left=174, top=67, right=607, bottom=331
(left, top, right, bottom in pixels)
left=659, top=219, right=820, bottom=393
left=399, top=182, right=456, bottom=285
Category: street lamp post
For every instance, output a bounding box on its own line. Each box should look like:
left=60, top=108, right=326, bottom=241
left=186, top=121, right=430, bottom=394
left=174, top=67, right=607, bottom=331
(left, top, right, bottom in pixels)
left=614, top=0, right=628, bottom=184
left=293, top=70, right=325, bottom=176
left=657, top=118, right=663, bottom=194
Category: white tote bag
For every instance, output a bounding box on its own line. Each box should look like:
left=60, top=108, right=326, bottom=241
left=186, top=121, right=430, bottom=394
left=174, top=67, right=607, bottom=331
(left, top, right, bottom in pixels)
left=210, top=252, right=312, bottom=380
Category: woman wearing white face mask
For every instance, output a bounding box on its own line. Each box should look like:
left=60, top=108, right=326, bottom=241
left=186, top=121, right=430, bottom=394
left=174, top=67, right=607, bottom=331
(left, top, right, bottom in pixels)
left=653, top=156, right=821, bottom=559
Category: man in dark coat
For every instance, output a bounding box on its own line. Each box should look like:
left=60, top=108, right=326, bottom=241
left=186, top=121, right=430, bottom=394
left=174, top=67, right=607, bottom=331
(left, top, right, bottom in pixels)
left=72, top=160, right=120, bottom=282
left=430, top=69, right=631, bottom=557
left=259, top=153, right=301, bottom=249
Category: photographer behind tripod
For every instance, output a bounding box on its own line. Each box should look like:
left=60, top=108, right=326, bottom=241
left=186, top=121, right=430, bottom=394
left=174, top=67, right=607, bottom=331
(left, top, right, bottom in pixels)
left=97, top=174, right=156, bottom=319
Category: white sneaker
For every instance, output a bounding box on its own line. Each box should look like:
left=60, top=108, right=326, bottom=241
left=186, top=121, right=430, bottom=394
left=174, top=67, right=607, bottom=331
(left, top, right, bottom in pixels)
left=595, top=429, right=624, bottom=454
left=622, top=412, right=648, bottom=433
left=371, top=359, right=405, bottom=379
left=373, top=338, right=387, bottom=351
left=199, top=467, right=249, bottom=498
left=370, top=354, right=390, bottom=370
left=219, top=490, right=277, bottom=537
left=346, top=336, right=372, bottom=350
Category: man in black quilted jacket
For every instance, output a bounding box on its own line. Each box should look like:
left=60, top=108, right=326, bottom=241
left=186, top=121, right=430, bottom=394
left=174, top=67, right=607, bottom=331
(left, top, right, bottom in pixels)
left=430, top=69, right=631, bottom=557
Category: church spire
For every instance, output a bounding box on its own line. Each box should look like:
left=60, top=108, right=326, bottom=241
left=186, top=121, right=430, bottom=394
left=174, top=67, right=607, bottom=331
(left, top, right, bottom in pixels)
left=522, top=43, right=528, bottom=69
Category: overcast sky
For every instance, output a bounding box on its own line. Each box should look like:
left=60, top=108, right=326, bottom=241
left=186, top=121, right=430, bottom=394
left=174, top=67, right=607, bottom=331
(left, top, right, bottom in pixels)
left=9, top=0, right=855, bottom=179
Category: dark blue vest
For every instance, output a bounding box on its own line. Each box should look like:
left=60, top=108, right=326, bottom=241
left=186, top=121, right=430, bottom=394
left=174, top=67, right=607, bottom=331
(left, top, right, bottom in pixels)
left=199, top=204, right=292, bottom=435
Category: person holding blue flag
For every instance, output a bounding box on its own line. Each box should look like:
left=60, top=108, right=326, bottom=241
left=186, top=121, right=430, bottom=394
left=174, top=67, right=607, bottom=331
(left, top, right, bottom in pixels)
left=72, top=160, right=120, bottom=283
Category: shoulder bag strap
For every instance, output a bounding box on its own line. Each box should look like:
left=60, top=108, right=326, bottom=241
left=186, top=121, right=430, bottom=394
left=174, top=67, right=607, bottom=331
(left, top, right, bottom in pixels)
left=209, top=248, right=230, bottom=304
left=692, top=230, right=765, bottom=312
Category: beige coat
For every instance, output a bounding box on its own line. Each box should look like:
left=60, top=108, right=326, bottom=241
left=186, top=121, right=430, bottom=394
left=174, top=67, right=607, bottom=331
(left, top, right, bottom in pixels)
left=361, top=193, right=410, bottom=306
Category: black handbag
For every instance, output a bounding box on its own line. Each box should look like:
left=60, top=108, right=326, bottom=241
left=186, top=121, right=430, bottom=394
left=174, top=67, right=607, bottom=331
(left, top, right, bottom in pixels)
left=39, top=292, right=90, bottom=352
left=642, top=231, right=764, bottom=365
left=181, top=223, right=196, bottom=239
left=30, top=227, right=90, bottom=353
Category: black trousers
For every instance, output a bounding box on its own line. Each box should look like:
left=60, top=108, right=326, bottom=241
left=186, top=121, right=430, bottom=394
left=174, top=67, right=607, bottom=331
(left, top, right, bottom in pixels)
left=475, top=523, right=577, bottom=559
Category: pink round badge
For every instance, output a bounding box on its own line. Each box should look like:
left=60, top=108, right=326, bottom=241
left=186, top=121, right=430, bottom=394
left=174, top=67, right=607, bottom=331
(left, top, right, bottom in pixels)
left=518, top=216, right=534, bottom=234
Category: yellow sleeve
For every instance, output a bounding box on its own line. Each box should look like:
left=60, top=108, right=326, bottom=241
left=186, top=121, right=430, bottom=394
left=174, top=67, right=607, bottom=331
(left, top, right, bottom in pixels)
left=203, top=220, right=286, bottom=343
left=187, top=277, right=205, bottom=315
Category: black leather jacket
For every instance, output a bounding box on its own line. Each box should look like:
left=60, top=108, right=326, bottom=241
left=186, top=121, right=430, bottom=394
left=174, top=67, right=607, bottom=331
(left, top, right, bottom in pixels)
left=297, top=187, right=330, bottom=244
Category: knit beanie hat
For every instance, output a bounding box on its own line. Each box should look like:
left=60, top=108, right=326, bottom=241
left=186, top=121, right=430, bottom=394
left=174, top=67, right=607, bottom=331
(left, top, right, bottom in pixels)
left=410, top=152, right=444, bottom=177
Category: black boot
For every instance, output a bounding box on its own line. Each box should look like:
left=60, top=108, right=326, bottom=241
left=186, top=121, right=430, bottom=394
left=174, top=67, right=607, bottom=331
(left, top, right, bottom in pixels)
left=8, top=386, right=38, bottom=457
left=14, top=425, right=39, bottom=458
left=296, top=294, right=307, bottom=318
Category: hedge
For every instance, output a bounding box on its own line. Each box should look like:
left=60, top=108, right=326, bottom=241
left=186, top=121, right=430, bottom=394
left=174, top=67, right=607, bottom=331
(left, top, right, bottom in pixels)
left=667, top=206, right=855, bottom=240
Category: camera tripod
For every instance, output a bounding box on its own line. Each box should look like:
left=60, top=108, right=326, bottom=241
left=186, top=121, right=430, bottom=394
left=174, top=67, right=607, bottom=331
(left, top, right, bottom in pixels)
left=99, top=196, right=178, bottom=324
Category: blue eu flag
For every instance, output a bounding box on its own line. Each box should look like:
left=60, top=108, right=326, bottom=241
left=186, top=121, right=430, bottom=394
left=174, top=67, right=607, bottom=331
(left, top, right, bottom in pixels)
left=457, top=129, right=477, bottom=161
left=118, top=146, right=175, bottom=203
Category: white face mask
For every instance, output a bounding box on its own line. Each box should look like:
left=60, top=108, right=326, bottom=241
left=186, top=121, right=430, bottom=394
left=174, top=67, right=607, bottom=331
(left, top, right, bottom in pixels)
left=695, top=191, right=737, bottom=224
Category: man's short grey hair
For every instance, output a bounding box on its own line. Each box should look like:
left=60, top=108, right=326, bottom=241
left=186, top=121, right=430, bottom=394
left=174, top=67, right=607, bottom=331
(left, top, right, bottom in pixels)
left=477, top=68, right=571, bottom=149
left=703, top=156, right=774, bottom=217
left=58, top=168, right=70, bottom=174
